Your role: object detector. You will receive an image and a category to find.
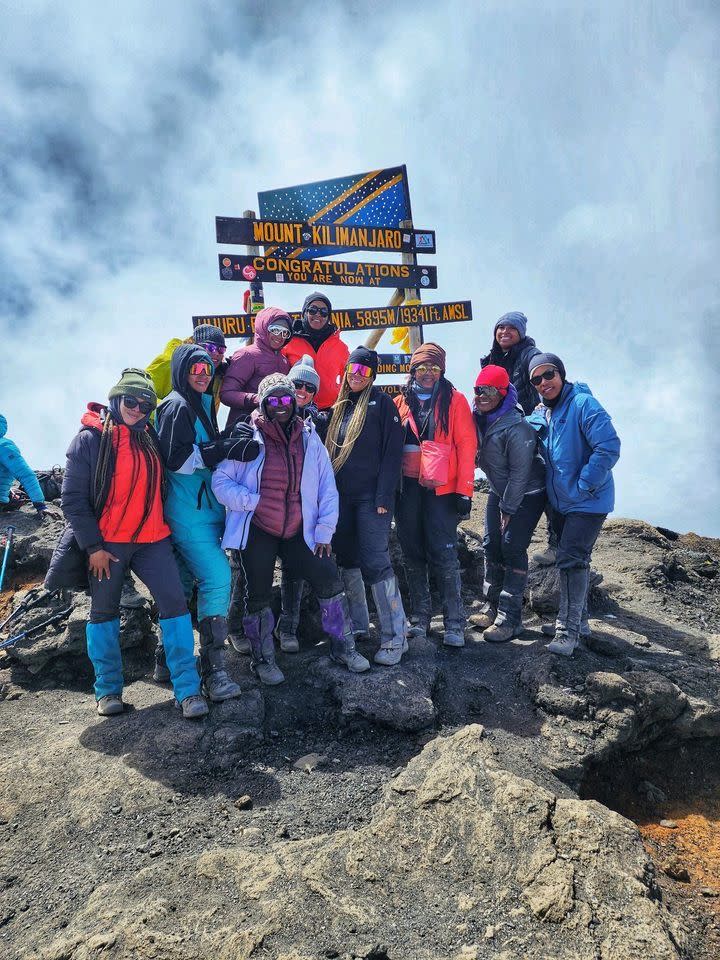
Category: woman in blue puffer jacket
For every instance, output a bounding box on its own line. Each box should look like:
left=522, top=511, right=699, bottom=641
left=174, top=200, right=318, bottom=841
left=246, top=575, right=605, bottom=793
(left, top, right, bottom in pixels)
left=527, top=353, right=620, bottom=657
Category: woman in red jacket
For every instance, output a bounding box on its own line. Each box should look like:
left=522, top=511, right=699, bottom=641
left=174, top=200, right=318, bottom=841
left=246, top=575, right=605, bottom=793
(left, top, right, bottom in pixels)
left=282, top=293, right=349, bottom=411
left=394, top=343, right=477, bottom=647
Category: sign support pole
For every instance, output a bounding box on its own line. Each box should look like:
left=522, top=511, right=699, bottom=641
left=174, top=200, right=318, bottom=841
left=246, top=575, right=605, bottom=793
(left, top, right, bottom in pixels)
left=363, top=219, right=423, bottom=353
left=243, top=208, right=263, bottom=343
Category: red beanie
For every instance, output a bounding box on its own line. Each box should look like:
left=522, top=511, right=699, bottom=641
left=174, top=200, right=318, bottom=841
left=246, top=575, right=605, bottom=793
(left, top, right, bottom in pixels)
left=475, top=364, right=509, bottom=394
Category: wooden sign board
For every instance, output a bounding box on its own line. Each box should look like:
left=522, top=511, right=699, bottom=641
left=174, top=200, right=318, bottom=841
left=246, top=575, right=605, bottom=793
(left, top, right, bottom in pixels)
left=192, top=301, right=472, bottom=338
left=216, top=217, right=436, bottom=255
left=377, top=354, right=412, bottom=375
left=219, top=254, right=437, bottom=290
left=376, top=384, right=404, bottom=396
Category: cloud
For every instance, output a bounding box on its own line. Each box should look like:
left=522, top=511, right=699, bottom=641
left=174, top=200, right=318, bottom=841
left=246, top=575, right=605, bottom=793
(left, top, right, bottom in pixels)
left=1, top=0, right=718, bottom=534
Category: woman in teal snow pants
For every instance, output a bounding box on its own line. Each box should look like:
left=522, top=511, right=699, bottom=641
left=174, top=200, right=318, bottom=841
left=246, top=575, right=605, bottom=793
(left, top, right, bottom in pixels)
left=156, top=344, right=259, bottom=701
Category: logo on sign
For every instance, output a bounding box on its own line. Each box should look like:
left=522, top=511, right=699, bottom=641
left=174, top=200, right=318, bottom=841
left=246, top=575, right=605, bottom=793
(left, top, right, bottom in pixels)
left=221, top=267, right=233, bottom=280
left=415, top=233, right=433, bottom=249
left=420, top=275, right=430, bottom=287
left=222, top=257, right=232, bottom=267
left=302, top=231, right=311, bottom=241
left=242, top=265, right=257, bottom=280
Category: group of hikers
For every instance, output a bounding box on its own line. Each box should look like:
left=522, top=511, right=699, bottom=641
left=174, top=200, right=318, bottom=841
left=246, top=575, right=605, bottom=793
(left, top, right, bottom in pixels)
left=2, top=293, right=620, bottom=720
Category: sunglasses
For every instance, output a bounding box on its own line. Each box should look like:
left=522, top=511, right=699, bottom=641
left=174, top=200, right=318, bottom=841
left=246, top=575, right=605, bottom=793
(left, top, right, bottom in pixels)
left=189, top=362, right=213, bottom=377
left=121, top=395, right=154, bottom=415
left=474, top=386, right=501, bottom=397
left=347, top=362, right=373, bottom=379
left=203, top=343, right=226, bottom=355
left=266, top=394, right=294, bottom=408
left=268, top=325, right=291, bottom=340
left=530, top=369, right=558, bottom=386
left=306, top=306, right=329, bottom=317
left=414, top=364, right=442, bottom=375
left=292, top=380, right=317, bottom=394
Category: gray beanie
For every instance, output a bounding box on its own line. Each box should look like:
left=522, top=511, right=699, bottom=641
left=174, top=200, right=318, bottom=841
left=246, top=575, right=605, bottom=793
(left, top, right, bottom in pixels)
left=288, top=353, right=320, bottom=392
left=528, top=352, right=566, bottom=381
left=257, top=372, right=297, bottom=406
left=494, top=311, right=528, bottom=339
left=192, top=323, right=226, bottom=347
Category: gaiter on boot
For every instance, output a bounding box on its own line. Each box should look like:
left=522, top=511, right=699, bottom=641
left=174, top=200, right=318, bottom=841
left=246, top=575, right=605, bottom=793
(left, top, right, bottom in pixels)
left=484, top=569, right=526, bottom=643
left=198, top=616, right=242, bottom=700
left=370, top=576, right=408, bottom=666
left=319, top=594, right=370, bottom=673
left=340, top=567, right=370, bottom=636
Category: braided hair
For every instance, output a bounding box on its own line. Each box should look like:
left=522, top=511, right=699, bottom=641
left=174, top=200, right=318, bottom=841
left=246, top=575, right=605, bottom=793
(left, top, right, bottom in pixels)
left=93, top=410, right=166, bottom=542
left=401, top=374, right=455, bottom=436
left=325, top=376, right=374, bottom=474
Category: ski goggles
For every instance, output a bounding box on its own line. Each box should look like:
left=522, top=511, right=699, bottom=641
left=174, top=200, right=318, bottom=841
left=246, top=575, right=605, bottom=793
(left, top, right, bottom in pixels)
left=202, top=342, right=226, bottom=356
left=266, top=394, right=294, bottom=408
left=121, top=395, right=155, bottom=414
left=189, top=361, right=213, bottom=377
left=530, top=368, right=559, bottom=386
left=414, top=364, right=442, bottom=375
left=267, top=324, right=292, bottom=340
left=306, top=305, right=329, bottom=317
left=292, top=380, right=317, bottom=394
left=474, top=385, right=502, bottom=398
left=347, top=362, right=373, bottom=378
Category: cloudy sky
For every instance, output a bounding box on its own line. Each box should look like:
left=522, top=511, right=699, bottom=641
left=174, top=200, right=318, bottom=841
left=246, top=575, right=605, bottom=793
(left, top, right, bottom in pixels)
left=2, top=1, right=718, bottom=535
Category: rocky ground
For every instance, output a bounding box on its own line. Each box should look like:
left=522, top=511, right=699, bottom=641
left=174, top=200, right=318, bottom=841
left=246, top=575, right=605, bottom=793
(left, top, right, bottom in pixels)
left=0, top=493, right=719, bottom=960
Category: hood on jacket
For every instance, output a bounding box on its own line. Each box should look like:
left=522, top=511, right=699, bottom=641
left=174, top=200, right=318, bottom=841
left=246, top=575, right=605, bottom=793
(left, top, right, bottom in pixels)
left=171, top=343, right=213, bottom=398
left=253, top=306, right=293, bottom=352
left=80, top=402, right=108, bottom=432
left=0, top=414, right=6, bottom=439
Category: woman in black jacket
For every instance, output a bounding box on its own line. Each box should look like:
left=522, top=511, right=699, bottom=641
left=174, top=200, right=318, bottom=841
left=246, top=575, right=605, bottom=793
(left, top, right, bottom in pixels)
left=325, top=347, right=406, bottom=665
left=480, top=312, right=542, bottom=417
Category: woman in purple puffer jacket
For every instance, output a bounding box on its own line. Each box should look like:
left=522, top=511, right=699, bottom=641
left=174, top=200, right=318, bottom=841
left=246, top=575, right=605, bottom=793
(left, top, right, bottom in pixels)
left=212, top=373, right=370, bottom=686
left=220, top=307, right=292, bottom=430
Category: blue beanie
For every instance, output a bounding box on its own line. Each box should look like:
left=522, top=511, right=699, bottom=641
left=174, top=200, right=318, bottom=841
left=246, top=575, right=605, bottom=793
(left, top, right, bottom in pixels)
left=494, top=311, right=528, bottom=339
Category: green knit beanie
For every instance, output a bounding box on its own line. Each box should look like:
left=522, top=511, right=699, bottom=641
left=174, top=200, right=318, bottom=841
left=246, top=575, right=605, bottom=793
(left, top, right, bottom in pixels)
left=108, top=368, right=157, bottom=408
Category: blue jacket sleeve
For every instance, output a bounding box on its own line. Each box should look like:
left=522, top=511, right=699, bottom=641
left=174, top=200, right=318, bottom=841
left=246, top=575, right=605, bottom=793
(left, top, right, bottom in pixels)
left=0, top=438, right=45, bottom=503
left=577, top=396, right=621, bottom=493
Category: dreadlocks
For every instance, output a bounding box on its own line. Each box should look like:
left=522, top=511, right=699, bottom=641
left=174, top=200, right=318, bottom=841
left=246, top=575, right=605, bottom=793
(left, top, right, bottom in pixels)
left=401, top=375, right=455, bottom=436
left=325, top=377, right=374, bottom=474
left=93, top=412, right=166, bottom=542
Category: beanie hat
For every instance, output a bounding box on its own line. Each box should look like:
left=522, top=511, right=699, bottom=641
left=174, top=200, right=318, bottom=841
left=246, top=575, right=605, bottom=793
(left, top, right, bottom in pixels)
left=193, top=324, right=226, bottom=348
left=410, top=342, right=446, bottom=373
left=108, top=368, right=157, bottom=408
left=347, top=345, right=378, bottom=376
left=289, top=353, right=320, bottom=392
left=302, top=292, right=332, bottom=314
left=528, top=352, right=566, bottom=381
left=257, top=372, right=297, bottom=406
left=494, top=312, right=528, bottom=339
left=475, top=364, right=509, bottom=394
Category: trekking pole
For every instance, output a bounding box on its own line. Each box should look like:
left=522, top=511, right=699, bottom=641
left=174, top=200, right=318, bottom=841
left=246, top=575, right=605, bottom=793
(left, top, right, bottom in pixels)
left=0, top=526, right=16, bottom=592
left=0, top=587, right=58, bottom=634
left=0, top=604, right=73, bottom=651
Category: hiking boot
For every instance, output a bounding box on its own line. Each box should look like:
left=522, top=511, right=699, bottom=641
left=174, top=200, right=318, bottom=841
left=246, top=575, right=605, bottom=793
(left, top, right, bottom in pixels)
left=438, top=568, right=466, bottom=648
left=276, top=576, right=303, bottom=653
left=547, top=635, right=578, bottom=657
left=152, top=639, right=171, bottom=683
left=547, top=568, right=587, bottom=658
left=541, top=619, right=591, bottom=638
left=244, top=608, right=285, bottom=685
left=96, top=695, right=123, bottom=716
left=533, top=546, right=557, bottom=566
left=340, top=567, right=370, bottom=637
left=469, top=604, right=497, bottom=630
left=404, top=563, right=432, bottom=641
left=198, top=616, right=242, bottom=701
left=119, top=575, right=145, bottom=609
left=319, top=594, right=370, bottom=673
left=484, top=569, right=526, bottom=643
left=228, top=632, right=251, bottom=654
left=371, top=576, right=408, bottom=666
left=179, top=694, right=209, bottom=719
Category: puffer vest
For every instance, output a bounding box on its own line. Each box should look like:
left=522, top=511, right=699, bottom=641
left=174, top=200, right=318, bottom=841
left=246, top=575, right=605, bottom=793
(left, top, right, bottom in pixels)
left=251, top=416, right=305, bottom=538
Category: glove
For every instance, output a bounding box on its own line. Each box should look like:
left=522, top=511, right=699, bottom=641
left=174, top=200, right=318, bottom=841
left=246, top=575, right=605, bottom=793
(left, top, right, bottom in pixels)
left=33, top=501, right=47, bottom=514
left=199, top=436, right=260, bottom=468
left=199, top=440, right=231, bottom=469
left=455, top=494, right=472, bottom=519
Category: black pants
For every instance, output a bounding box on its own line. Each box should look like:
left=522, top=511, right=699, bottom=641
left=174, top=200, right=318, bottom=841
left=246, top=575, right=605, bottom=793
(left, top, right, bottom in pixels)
left=242, top=523, right=342, bottom=613
left=227, top=549, right=247, bottom=634
left=333, top=498, right=394, bottom=585
left=551, top=509, right=607, bottom=569
left=395, top=478, right=459, bottom=574
left=484, top=490, right=546, bottom=571
left=89, top=537, right=188, bottom=624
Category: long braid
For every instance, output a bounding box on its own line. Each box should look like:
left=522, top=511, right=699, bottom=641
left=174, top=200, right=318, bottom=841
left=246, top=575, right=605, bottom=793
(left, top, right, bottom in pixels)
left=401, top=375, right=455, bottom=435
left=93, top=414, right=116, bottom=515
left=325, top=378, right=373, bottom=473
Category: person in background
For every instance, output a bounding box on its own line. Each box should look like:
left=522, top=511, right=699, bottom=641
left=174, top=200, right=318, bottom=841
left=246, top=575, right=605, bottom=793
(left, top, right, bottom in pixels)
left=527, top=353, right=620, bottom=657
left=394, top=344, right=477, bottom=647
left=147, top=324, right=229, bottom=411
left=156, top=345, right=259, bottom=699
left=282, top=293, right=349, bottom=411
left=0, top=414, right=46, bottom=515
left=324, top=347, right=407, bottom=665
left=471, top=365, right=546, bottom=642
left=213, top=373, right=369, bottom=685
left=44, top=369, right=207, bottom=719
left=273, top=354, right=328, bottom=654
left=220, top=307, right=292, bottom=429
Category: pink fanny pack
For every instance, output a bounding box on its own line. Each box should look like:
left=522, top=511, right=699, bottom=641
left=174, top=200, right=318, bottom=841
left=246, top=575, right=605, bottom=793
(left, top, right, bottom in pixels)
left=418, top=440, right=451, bottom=488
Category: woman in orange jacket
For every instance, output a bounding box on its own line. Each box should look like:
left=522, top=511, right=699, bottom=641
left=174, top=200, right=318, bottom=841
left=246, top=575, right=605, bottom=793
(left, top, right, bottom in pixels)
left=394, top=343, right=477, bottom=647
left=282, top=293, right=349, bottom=411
